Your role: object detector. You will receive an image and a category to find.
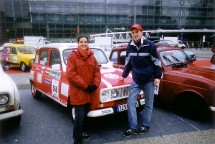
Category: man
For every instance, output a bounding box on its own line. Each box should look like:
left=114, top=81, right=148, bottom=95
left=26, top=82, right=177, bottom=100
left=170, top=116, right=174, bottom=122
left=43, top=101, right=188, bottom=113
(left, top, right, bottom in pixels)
left=121, top=24, right=162, bottom=137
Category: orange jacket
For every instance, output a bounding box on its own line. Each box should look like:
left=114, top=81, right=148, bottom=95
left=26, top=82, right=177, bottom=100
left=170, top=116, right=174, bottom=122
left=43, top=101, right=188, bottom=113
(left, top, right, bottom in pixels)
left=66, top=48, right=101, bottom=106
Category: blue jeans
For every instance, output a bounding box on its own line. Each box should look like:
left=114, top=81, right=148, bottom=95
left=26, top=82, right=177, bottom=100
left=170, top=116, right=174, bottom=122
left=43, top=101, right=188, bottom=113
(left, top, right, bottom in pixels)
left=127, top=81, right=154, bottom=130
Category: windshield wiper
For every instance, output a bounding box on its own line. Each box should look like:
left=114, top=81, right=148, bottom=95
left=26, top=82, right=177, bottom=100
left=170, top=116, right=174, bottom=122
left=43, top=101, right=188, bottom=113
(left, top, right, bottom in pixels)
left=171, top=55, right=186, bottom=66
left=163, top=55, right=181, bottom=67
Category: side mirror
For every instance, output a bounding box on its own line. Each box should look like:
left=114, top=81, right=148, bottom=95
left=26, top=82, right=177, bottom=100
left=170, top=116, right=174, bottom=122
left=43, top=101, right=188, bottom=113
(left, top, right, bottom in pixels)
left=51, top=64, right=61, bottom=71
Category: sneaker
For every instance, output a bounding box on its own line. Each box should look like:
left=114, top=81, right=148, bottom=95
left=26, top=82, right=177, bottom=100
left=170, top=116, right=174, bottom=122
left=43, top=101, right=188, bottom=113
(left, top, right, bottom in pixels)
left=82, top=132, right=90, bottom=140
left=123, top=129, right=138, bottom=137
left=139, top=126, right=149, bottom=134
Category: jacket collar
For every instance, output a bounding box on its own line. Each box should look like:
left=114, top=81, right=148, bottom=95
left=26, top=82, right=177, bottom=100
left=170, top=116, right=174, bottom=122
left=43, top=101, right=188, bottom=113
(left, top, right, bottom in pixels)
left=130, top=36, right=147, bottom=50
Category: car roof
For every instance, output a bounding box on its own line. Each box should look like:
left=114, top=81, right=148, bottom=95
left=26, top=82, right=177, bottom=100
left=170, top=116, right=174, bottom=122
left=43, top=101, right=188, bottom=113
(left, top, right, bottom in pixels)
left=7, top=44, right=34, bottom=47
left=37, top=43, right=103, bottom=51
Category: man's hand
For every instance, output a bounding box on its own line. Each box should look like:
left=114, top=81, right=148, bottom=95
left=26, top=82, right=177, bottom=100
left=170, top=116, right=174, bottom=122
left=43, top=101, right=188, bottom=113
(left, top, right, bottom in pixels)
left=119, top=77, right=124, bottom=81
left=154, top=78, right=160, bottom=85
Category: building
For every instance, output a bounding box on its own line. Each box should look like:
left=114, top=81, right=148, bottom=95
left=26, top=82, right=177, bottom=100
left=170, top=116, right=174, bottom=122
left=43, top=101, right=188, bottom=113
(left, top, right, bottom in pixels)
left=0, top=0, right=214, bottom=44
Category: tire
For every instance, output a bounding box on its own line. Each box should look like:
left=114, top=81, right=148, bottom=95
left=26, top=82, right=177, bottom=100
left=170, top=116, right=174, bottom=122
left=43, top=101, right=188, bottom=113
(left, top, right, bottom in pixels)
left=20, top=62, right=27, bottom=72
left=31, top=83, right=41, bottom=99
left=174, top=93, right=209, bottom=119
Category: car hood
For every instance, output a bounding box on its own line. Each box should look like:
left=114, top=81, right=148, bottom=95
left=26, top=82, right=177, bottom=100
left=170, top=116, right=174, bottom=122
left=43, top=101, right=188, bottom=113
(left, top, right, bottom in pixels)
left=170, top=66, right=215, bottom=83
left=100, top=67, right=132, bottom=89
left=0, top=72, right=16, bottom=93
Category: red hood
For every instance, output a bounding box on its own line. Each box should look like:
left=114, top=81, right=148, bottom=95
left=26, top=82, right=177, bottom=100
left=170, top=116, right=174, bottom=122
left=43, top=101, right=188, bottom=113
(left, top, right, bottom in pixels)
left=100, top=67, right=132, bottom=89
left=168, top=66, right=215, bottom=83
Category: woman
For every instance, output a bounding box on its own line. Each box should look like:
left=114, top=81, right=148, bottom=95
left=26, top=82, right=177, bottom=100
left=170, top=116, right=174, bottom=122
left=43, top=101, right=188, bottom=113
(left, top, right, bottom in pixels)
left=66, top=35, right=101, bottom=144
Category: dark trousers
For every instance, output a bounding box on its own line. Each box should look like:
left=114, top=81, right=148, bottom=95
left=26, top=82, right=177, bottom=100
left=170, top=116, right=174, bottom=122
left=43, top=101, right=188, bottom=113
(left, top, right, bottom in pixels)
left=73, top=104, right=88, bottom=144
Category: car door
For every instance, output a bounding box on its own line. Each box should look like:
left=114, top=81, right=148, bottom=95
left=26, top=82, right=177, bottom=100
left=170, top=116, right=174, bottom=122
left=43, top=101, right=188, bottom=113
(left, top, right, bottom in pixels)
left=9, top=46, right=18, bottom=65
left=33, top=48, right=49, bottom=94
left=44, top=49, right=62, bottom=101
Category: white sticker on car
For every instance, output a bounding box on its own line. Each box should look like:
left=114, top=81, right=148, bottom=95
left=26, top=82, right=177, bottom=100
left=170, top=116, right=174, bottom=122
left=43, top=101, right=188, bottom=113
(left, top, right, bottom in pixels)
left=61, top=83, right=69, bottom=97
left=52, top=79, right=59, bottom=99
left=13, top=55, right=18, bottom=63
left=37, top=73, right=42, bottom=83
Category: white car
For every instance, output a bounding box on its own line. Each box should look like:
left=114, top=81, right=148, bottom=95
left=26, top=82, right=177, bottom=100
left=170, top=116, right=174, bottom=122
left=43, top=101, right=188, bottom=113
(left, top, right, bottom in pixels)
left=0, top=63, right=23, bottom=126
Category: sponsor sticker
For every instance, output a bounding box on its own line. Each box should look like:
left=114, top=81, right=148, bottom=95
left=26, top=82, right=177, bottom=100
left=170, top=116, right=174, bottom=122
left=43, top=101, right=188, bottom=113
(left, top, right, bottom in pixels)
left=49, top=71, right=61, bottom=80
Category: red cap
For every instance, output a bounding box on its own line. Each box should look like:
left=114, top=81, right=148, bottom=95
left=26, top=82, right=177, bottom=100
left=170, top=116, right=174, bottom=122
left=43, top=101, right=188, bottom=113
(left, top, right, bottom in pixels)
left=130, top=24, right=143, bottom=31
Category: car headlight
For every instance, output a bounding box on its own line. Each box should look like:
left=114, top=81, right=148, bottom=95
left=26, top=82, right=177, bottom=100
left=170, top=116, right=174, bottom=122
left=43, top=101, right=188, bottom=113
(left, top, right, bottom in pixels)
left=101, top=90, right=110, bottom=102
left=0, top=93, right=9, bottom=105
left=100, top=85, right=130, bottom=103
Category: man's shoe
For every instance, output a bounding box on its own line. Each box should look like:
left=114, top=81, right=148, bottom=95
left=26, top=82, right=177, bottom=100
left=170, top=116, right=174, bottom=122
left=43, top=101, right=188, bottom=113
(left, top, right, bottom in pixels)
left=139, top=126, right=149, bottom=134
left=82, top=132, right=90, bottom=140
left=123, top=129, right=138, bottom=137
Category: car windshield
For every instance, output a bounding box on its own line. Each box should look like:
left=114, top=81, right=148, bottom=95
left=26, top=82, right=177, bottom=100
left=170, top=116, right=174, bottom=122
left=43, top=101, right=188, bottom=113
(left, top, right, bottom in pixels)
left=159, top=49, right=188, bottom=66
left=18, top=46, right=36, bottom=52
left=63, top=48, right=108, bottom=65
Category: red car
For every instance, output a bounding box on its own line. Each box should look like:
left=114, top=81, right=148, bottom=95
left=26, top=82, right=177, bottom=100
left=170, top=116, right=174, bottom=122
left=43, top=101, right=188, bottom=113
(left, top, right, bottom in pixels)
left=109, top=44, right=215, bottom=118
left=29, top=43, right=144, bottom=119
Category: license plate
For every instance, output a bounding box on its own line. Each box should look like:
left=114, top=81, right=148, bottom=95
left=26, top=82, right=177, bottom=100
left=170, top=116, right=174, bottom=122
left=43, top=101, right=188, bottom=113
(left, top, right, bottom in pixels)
left=116, top=104, right=128, bottom=112
left=116, top=102, right=140, bottom=112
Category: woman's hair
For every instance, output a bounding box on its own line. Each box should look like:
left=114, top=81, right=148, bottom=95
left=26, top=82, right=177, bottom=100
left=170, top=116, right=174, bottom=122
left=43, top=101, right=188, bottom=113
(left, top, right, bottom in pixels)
left=77, top=35, right=89, bottom=43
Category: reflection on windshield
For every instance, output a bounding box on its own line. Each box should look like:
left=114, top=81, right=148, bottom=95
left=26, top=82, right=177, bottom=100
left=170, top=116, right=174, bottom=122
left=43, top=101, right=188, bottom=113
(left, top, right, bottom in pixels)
left=63, top=48, right=108, bottom=65
left=160, top=50, right=188, bottom=66
left=18, top=47, right=36, bottom=52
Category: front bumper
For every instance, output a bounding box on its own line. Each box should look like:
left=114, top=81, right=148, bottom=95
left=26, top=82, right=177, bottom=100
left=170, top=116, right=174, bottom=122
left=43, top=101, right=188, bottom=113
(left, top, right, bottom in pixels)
left=0, top=109, right=23, bottom=121
left=87, top=99, right=145, bottom=117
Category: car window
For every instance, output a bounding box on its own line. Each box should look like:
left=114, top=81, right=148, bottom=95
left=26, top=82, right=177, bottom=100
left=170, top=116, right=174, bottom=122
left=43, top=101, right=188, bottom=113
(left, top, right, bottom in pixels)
left=110, top=51, right=118, bottom=64
left=160, top=49, right=188, bottom=66
left=50, top=50, right=61, bottom=66
left=39, top=50, right=49, bottom=65
left=119, top=50, right=126, bottom=65
left=92, top=48, right=108, bottom=64
left=18, top=46, right=36, bottom=53
left=63, top=48, right=108, bottom=65
left=3, top=47, right=10, bottom=54
left=11, top=47, right=17, bottom=54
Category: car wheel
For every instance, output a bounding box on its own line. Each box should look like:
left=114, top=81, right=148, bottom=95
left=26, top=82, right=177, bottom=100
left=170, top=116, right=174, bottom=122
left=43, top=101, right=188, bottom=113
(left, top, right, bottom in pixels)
left=175, top=93, right=209, bottom=119
left=31, top=83, right=41, bottom=99
left=20, top=62, right=27, bottom=72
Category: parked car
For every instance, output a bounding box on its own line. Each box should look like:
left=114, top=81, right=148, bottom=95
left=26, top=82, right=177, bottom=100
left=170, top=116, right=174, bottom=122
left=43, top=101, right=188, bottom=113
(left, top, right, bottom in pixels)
left=1, top=44, right=36, bottom=71
left=153, top=40, right=195, bottom=61
left=29, top=43, right=144, bottom=119
left=109, top=44, right=215, bottom=118
left=154, top=39, right=186, bottom=49
left=0, top=63, right=23, bottom=126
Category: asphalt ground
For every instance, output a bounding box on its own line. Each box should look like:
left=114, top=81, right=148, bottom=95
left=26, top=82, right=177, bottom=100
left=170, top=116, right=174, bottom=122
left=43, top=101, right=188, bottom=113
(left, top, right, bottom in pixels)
left=1, top=48, right=215, bottom=144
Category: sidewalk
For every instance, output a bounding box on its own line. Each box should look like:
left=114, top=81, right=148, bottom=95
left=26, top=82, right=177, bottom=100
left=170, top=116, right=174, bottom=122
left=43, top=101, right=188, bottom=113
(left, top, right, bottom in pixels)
left=106, top=129, right=215, bottom=144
